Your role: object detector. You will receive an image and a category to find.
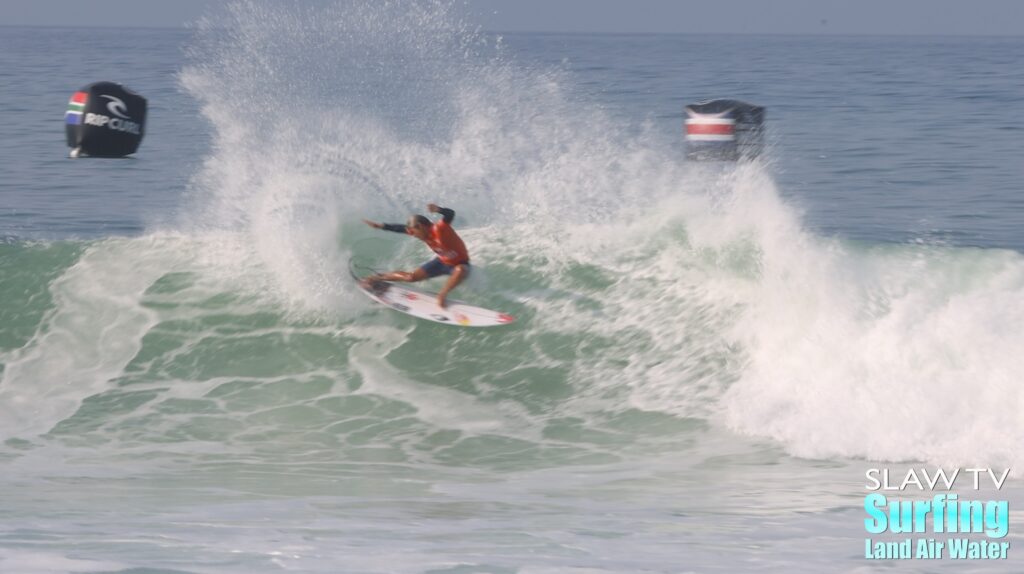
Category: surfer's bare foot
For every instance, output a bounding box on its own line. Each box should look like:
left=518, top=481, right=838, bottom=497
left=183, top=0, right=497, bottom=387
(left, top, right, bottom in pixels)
left=437, top=293, right=447, bottom=308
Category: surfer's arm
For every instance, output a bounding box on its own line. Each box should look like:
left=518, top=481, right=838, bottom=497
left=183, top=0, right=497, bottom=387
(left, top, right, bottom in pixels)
left=363, top=219, right=408, bottom=233
left=427, top=204, right=455, bottom=224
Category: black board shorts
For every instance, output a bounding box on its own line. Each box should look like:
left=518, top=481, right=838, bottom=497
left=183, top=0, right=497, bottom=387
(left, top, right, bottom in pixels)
left=419, top=257, right=470, bottom=278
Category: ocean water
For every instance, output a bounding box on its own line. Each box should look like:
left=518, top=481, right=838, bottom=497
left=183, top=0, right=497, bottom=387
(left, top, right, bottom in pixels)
left=2, top=3, right=1024, bottom=572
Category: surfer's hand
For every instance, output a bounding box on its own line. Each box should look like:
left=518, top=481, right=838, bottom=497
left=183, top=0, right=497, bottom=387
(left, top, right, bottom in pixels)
left=426, top=203, right=439, bottom=213
left=362, top=219, right=381, bottom=229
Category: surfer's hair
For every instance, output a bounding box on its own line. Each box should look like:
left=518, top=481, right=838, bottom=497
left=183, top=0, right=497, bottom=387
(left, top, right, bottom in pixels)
left=408, top=215, right=431, bottom=228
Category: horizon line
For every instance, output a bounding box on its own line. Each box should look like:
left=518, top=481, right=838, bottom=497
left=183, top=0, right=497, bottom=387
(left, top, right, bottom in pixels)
left=1, top=23, right=1022, bottom=39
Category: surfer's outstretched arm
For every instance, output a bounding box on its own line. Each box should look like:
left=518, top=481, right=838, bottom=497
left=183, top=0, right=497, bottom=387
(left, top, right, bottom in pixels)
left=363, top=219, right=408, bottom=233
left=426, top=204, right=455, bottom=224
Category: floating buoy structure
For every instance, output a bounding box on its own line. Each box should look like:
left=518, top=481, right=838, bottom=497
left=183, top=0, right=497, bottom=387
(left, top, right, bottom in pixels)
left=685, top=99, right=764, bottom=161
left=65, top=81, right=147, bottom=158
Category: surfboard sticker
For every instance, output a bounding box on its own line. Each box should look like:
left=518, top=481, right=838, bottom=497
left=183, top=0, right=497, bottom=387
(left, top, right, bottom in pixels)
left=350, top=260, right=515, bottom=328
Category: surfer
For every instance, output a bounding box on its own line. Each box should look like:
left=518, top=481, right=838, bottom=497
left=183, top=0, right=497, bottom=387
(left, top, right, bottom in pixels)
left=361, top=204, right=470, bottom=308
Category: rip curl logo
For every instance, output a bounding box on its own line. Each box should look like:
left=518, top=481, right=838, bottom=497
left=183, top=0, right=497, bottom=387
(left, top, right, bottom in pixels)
left=100, top=95, right=131, bottom=119
left=83, top=112, right=141, bottom=135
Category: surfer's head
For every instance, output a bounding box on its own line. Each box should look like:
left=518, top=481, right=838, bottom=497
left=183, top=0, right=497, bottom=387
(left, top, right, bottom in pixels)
left=407, top=214, right=431, bottom=239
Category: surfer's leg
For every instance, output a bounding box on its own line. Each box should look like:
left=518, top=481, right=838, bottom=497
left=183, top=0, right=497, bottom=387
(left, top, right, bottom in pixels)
left=370, top=268, right=428, bottom=283
left=436, top=264, right=469, bottom=308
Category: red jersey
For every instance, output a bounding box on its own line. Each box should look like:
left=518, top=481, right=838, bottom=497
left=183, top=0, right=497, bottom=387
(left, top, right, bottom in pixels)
left=419, top=219, right=469, bottom=265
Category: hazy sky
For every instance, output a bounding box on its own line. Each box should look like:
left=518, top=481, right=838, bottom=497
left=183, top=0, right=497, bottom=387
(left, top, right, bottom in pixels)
left=3, top=0, right=1023, bottom=36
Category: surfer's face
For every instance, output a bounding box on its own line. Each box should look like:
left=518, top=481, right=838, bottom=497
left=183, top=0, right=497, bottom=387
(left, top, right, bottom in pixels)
left=408, top=219, right=429, bottom=240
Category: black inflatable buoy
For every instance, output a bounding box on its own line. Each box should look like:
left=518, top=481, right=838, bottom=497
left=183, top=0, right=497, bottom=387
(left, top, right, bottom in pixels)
left=64, top=81, right=147, bottom=158
left=684, top=99, right=764, bottom=162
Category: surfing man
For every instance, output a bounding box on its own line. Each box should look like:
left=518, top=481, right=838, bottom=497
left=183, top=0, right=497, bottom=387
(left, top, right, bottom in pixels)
left=362, top=203, right=470, bottom=308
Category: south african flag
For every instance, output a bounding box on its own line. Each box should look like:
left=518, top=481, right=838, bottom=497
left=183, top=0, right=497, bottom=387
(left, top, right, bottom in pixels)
left=65, top=91, right=87, bottom=125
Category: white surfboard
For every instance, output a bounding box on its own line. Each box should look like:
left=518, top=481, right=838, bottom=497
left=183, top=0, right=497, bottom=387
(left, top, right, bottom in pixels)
left=351, top=262, right=515, bottom=327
